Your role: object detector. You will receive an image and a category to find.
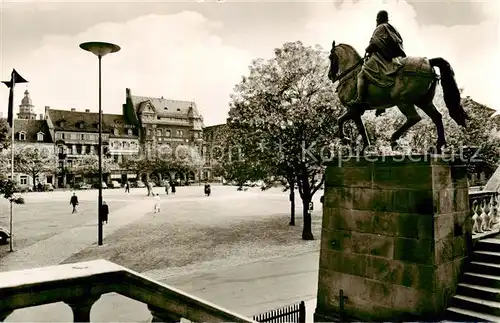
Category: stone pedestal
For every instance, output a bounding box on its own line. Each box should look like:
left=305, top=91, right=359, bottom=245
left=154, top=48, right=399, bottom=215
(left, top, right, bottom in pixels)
left=314, top=155, right=472, bottom=322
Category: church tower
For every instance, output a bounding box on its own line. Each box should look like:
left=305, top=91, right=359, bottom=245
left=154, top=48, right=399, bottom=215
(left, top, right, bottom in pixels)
left=18, top=89, right=37, bottom=120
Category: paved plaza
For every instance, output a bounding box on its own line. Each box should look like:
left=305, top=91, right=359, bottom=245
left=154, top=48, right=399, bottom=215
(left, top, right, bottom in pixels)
left=1, top=185, right=322, bottom=322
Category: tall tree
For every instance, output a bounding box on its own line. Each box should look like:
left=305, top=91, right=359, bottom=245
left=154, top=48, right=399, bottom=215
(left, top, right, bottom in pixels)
left=226, top=41, right=341, bottom=240
left=71, top=155, right=119, bottom=177
left=14, top=146, right=56, bottom=190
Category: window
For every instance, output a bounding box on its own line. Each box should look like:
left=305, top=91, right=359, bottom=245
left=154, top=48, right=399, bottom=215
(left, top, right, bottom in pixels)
left=76, top=146, right=82, bottom=154
left=61, top=133, right=65, bottom=139
left=80, top=134, right=85, bottom=140
left=58, top=162, right=64, bottom=169
left=165, top=130, right=171, bottom=137
left=176, top=130, right=184, bottom=137
left=147, top=129, right=152, bottom=136
left=19, top=132, right=26, bottom=141
left=58, top=146, right=65, bottom=154
left=156, top=129, right=162, bottom=136
left=37, top=132, right=44, bottom=141
left=20, top=176, right=27, bottom=185
left=127, top=129, right=133, bottom=135
left=114, top=128, right=119, bottom=136
left=123, top=141, right=128, bottom=148
left=79, top=122, right=84, bottom=129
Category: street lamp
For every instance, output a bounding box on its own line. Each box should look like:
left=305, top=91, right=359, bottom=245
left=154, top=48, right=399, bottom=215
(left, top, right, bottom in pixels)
left=80, top=41, right=120, bottom=246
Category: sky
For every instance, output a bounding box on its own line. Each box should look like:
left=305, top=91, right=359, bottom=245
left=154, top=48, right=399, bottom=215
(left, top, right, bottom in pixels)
left=0, top=0, right=499, bottom=126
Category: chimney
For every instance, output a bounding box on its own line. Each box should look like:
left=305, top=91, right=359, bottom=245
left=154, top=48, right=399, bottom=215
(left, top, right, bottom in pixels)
left=39, top=114, right=43, bottom=120
left=71, top=108, right=76, bottom=112
left=45, top=106, right=50, bottom=113
left=85, top=109, right=90, bottom=113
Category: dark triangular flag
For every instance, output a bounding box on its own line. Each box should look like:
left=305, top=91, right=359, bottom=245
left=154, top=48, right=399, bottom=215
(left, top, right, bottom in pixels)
left=2, top=69, right=28, bottom=127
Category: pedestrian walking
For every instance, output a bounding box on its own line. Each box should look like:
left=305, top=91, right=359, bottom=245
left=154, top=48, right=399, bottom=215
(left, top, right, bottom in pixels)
left=204, top=182, right=211, bottom=197
left=100, top=201, right=109, bottom=224
left=124, top=181, right=130, bottom=193
left=70, top=193, right=79, bottom=214
left=153, top=193, right=161, bottom=214
left=164, top=181, right=170, bottom=195
left=170, top=181, right=176, bottom=194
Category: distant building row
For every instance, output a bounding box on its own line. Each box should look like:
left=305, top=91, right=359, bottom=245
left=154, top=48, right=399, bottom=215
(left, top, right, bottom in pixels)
left=5, top=88, right=219, bottom=189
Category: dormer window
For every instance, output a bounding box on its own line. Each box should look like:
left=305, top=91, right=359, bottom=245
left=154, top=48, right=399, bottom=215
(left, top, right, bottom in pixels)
left=114, top=128, right=119, bottom=136
left=19, top=131, right=26, bottom=141
left=58, top=121, right=65, bottom=127
left=156, top=129, right=162, bottom=136
left=78, top=122, right=85, bottom=129
left=127, top=129, right=133, bottom=135
left=37, top=132, right=44, bottom=141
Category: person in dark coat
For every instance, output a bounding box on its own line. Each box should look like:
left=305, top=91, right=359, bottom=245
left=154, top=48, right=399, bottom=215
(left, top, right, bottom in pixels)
left=125, top=181, right=130, bottom=193
left=204, top=182, right=211, bottom=197
left=100, top=201, right=109, bottom=224
left=70, top=193, right=79, bottom=214
left=170, top=181, right=176, bottom=194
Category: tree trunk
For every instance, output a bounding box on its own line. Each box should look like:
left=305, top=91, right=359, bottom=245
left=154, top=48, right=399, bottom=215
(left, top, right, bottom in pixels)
left=301, top=196, right=314, bottom=240
left=289, top=181, right=295, bottom=226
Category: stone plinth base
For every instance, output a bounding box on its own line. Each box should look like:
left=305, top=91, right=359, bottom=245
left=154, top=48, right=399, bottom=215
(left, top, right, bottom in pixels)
left=314, top=155, right=472, bottom=322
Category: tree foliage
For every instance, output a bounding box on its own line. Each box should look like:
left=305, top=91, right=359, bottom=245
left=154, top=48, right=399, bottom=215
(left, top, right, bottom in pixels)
left=0, top=121, right=24, bottom=203
left=71, top=155, right=119, bottom=176
left=14, top=146, right=56, bottom=189
left=120, top=143, right=203, bottom=179
left=224, top=41, right=342, bottom=240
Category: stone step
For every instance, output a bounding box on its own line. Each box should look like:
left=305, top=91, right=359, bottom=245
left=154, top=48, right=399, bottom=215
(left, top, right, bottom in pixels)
left=477, top=239, right=500, bottom=252
left=463, top=272, right=500, bottom=289
left=473, top=251, right=500, bottom=264
left=445, top=306, right=500, bottom=322
left=451, top=295, right=500, bottom=317
left=457, top=283, right=500, bottom=303
left=469, top=262, right=500, bottom=277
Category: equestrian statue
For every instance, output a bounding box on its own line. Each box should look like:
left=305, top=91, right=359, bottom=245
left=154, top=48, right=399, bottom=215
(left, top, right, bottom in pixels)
left=328, top=10, right=469, bottom=153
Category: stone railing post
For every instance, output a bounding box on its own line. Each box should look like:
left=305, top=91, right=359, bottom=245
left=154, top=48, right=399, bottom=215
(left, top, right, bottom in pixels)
left=0, top=311, right=13, bottom=322
left=148, top=304, right=182, bottom=323
left=64, top=296, right=100, bottom=322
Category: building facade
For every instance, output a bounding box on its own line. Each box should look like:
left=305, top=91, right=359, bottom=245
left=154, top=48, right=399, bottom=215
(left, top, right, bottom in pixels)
left=1, top=90, right=56, bottom=190
left=45, top=106, right=139, bottom=188
left=202, top=124, right=228, bottom=181
left=122, top=88, right=204, bottom=182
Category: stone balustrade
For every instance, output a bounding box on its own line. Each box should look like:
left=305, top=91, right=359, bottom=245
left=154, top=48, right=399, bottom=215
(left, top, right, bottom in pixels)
left=0, top=259, right=257, bottom=323
left=469, top=190, right=499, bottom=237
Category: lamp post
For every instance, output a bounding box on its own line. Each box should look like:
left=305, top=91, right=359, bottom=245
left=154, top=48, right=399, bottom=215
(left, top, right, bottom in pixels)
left=80, top=42, right=120, bottom=246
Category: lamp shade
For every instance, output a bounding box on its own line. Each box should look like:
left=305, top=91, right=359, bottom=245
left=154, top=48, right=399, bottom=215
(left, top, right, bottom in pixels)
left=80, top=42, right=121, bottom=57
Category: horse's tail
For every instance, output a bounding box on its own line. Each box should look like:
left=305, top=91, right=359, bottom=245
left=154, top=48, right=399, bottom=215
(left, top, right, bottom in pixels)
left=429, top=57, right=468, bottom=127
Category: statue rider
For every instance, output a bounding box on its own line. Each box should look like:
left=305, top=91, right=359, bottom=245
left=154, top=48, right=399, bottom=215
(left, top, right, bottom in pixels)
left=348, top=10, right=407, bottom=115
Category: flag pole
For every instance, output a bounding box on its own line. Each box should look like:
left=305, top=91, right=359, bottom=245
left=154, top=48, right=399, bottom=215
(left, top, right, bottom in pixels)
left=2, top=69, right=27, bottom=253
left=9, top=71, right=15, bottom=252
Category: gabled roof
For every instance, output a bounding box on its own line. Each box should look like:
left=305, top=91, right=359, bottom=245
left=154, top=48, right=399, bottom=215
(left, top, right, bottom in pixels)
left=47, top=109, right=137, bottom=135
left=13, top=119, right=53, bottom=143
left=47, top=109, right=104, bottom=132
left=102, top=113, right=139, bottom=138
left=131, top=95, right=201, bottom=119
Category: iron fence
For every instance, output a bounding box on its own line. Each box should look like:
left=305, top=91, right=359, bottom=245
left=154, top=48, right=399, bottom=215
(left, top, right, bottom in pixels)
left=253, top=301, right=305, bottom=323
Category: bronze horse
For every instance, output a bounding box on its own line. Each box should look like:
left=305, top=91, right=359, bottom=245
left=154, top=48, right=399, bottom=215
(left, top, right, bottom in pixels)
left=328, top=41, right=468, bottom=153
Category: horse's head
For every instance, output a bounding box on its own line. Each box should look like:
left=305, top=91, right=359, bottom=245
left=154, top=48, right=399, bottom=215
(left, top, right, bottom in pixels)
left=327, top=41, right=362, bottom=83
left=328, top=40, right=339, bottom=82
